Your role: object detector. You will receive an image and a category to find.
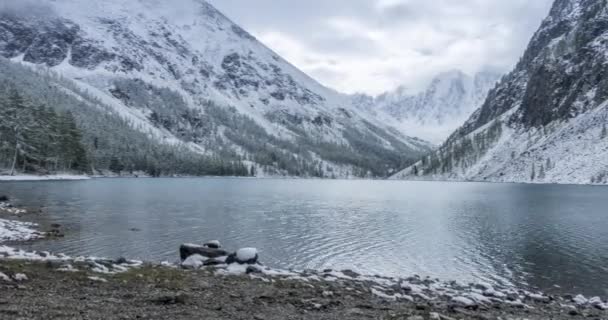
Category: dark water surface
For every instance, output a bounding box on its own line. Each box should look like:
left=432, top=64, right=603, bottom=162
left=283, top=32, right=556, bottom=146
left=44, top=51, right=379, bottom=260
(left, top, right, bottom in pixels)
left=1, top=178, right=607, bottom=296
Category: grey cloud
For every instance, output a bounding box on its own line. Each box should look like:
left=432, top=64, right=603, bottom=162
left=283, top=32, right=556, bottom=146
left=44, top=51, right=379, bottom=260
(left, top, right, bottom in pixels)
left=207, top=0, right=554, bottom=94
left=0, top=0, right=55, bottom=17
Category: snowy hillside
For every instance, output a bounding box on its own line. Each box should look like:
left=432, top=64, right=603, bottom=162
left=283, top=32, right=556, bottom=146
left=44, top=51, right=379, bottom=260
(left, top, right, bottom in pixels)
left=0, top=0, right=431, bottom=178
left=391, top=0, right=608, bottom=185
left=354, top=70, right=500, bottom=144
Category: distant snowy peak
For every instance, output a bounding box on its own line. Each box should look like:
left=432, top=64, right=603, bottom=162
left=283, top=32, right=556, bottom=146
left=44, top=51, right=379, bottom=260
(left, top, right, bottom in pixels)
left=378, top=70, right=500, bottom=123
left=354, top=70, right=501, bottom=143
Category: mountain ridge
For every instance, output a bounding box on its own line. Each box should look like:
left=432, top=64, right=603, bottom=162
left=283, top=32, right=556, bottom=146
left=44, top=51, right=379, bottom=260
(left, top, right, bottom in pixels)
left=391, top=0, right=608, bottom=185
left=0, top=0, right=431, bottom=178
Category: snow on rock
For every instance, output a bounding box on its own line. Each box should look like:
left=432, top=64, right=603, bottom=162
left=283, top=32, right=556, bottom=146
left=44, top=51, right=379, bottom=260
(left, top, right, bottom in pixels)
left=204, top=240, right=221, bottom=249
left=526, top=293, right=551, bottom=303
left=235, top=248, right=258, bottom=264
left=0, top=271, right=11, bottom=282
left=179, top=243, right=228, bottom=261
left=451, top=296, right=476, bottom=307
left=88, top=276, right=108, bottom=283
left=13, top=273, right=28, bottom=281
left=573, top=294, right=588, bottom=305
left=588, top=296, right=608, bottom=310
left=371, top=287, right=401, bottom=302
left=181, top=254, right=207, bottom=269
left=217, top=263, right=249, bottom=275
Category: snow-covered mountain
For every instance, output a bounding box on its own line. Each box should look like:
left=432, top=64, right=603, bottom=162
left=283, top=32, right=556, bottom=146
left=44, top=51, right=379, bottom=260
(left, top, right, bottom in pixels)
left=0, top=0, right=431, bottom=177
left=353, top=70, right=500, bottom=144
left=392, top=0, right=608, bottom=185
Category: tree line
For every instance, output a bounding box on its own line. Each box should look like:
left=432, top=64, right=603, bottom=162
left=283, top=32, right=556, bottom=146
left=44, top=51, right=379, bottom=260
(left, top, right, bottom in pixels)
left=0, top=89, right=88, bottom=175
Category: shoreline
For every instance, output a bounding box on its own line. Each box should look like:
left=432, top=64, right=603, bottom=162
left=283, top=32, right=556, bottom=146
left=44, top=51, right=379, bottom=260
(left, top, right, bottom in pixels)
left=1, top=200, right=607, bottom=319
left=1, top=244, right=607, bottom=320
left=2, top=173, right=608, bottom=187
left=0, top=174, right=91, bottom=182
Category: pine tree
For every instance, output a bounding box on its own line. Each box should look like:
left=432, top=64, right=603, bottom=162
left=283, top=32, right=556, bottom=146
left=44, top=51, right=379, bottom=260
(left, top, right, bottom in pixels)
left=538, top=164, right=545, bottom=180
left=531, top=164, right=536, bottom=181
left=0, top=90, right=37, bottom=175
left=602, top=124, right=607, bottom=139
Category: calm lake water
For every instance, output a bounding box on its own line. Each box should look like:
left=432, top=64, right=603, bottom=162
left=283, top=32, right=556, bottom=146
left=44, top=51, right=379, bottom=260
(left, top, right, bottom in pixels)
left=1, top=178, right=608, bottom=296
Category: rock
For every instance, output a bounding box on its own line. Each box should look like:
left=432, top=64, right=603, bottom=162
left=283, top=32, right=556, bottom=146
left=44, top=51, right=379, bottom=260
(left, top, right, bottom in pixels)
left=588, top=296, right=603, bottom=306
left=0, top=195, right=8, bottom=202
left=482, top=288, right=506, bottom=299
left=152, top=294, right=189, bottom=305
left=407, top=316, right=424, bottom=320
left=246, top=265, right=263, bottom=274
left=87, top=276, right=107, bottom=283
left=568, top=309, right=579, bottom=316
left=46, top=229, right=65, bottom=238
left=451, top=296, right=477, bottom=308
left=474, top=282, right=493, bottom=291
left=429, top=313, right=441, bottom=320
left=204, top=240, right=221, bottom=249
left=181, top=254, right=206, bottom=269
left=341, top=269, right=360, bottom=278
left=233, top=248, right=258, bottom=264
left=179, top=243, right=228, bottom=261
left=115, top=257, right=128, bottom=264
left=13, top=273, right=27, bottom=281
left=589, top=297, right=608, bottom=310
left=527, top=293, right=550, bottom=303
left=202, top=259, right=225, bottom=266
left=573, top=294, right=588, bottom=305
left=0, top=272, right=11, bottom=282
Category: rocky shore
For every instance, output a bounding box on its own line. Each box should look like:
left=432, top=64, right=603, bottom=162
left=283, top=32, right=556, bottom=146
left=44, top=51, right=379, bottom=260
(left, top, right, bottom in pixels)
left=0, top=197, right=607, bottom=319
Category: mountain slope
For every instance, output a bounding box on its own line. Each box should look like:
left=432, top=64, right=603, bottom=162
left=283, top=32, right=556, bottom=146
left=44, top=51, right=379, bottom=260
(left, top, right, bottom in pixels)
left=0, top=0, right=431, bottom=178
left=392, top=0, right=608, bottom=184
left=353, top=70, right=500, bottom=144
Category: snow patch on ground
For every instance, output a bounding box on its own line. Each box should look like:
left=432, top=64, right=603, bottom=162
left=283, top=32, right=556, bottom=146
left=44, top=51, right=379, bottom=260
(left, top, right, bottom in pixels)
left=0, top=219, right=42, bottom=242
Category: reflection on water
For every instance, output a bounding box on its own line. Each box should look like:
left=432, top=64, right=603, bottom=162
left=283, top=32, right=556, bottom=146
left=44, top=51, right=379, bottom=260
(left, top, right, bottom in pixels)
left=1, top=178, right=608, bottom=296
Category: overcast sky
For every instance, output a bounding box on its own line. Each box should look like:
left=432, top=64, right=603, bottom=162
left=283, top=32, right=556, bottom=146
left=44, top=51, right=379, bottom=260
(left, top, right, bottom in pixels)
left=207, top=0, right=554, bottom=95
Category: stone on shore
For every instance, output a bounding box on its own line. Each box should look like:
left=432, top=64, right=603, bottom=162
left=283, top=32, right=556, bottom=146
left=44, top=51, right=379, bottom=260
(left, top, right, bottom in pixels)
left=0, top=271, right=11, bottom=282
left=181, top=254, right=206, bottom=269
left=204, top=240, right=221, bottom=249
left=573, top=294, right=588, bottom=305
left=179, top=243, right=228, bottom=261
left=13, top=273, right=28, bottom=281
left=225, top=248, right=258, bottom=265
left=0, top=195, right=8, bottom=202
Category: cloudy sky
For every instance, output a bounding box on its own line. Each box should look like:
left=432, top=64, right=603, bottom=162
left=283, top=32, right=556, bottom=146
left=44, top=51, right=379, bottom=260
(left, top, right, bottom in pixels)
left=208, top=0, right=554, bottom=95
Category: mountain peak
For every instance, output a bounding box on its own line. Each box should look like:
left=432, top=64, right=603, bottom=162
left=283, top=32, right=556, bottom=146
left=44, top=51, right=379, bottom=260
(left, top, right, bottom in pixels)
left=355, top=69, right=501, bottom=144
left=392, top=0, right=608, bottom=185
